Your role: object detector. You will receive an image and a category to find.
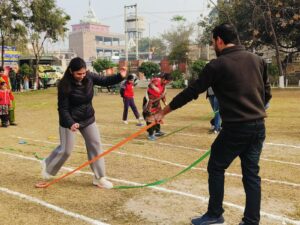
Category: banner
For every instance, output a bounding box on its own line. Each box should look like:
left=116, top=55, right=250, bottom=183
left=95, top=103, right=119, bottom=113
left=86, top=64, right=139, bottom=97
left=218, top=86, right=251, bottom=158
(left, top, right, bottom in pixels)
left=0, top=46, right=20, bottom=62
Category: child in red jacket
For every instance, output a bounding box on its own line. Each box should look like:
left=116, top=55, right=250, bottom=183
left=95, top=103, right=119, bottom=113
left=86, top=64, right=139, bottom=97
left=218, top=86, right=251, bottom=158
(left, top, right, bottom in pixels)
left=120, top=74, right=143, bottom=125
left=142, top=73, right=172, bottom=140
left=0, top=82, right=13, bottom=127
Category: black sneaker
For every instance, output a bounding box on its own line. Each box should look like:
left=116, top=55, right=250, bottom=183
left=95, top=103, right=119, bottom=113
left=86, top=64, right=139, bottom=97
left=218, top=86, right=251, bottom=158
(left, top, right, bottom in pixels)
left=155, top=131, right=165, bottom=137
left=191, top=213, right=225, bottom=225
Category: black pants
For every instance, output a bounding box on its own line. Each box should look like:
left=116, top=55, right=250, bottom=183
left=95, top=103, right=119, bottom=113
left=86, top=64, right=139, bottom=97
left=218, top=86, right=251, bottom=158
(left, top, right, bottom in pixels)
left=122, top=97, right=140, bottom=121
left=207, top=120, right=265, bottom=225
left=146, top=122, right=160, bottom=136
left=0, top=114, right=9, bottom=126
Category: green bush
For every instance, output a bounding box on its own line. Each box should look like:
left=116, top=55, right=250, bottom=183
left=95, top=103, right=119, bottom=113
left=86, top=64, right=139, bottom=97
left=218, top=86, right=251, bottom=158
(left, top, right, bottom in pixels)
left=190, top=59, right=207, bottom=82
left=171, top=69, right=185, bottom=88
left=138, top=62, right=160, bottom=79
left=92, top=58, right=116, bottom=73
left=19, top=64, right=33, bottom=79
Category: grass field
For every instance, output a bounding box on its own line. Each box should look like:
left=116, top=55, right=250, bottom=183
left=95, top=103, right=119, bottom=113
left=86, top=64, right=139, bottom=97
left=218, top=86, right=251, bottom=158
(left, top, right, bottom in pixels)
left=0, top=87, right=299, bottom=225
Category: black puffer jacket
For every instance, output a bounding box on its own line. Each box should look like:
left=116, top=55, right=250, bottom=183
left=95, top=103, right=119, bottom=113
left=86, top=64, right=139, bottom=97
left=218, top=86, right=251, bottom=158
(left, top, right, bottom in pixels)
left=58, top=71, right=123, bottom=129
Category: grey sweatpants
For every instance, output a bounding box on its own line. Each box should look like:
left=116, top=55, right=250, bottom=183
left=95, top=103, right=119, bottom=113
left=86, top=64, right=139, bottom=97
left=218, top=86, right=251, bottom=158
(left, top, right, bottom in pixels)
left=45, top=122, right=105, bottom=179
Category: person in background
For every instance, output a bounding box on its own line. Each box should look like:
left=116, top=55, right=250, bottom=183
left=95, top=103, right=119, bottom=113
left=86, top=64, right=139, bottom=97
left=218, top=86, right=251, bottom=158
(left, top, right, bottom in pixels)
left=35, top=57, right=126, bottom=189
left=0, top=67, right=17, bottom=126
left=23, top=75, right=29, bottom=91
left=143, top=73, right=172, bottom=141
left=8, top=67, right=16, bottom=92
left=0, top=81, right=13, bottom=127
left=206, top=87, right=221, bottom=133
left=120, top=74, right=143, bottom=126
left=15, top=72, right=22, bottom=92
left=154, top=23, right=271, bottom=225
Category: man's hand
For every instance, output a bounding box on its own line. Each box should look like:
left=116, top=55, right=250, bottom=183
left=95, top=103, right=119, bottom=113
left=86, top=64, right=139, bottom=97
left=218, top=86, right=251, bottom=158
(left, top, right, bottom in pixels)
left=70, top=123, right=80, bottom=132
left=154, top=110, right=165, bottom=123
left=119, top=67, right=127, bottom=78
left=265, top=102, right=270, bottom=110
left=154, top=105, right=172, bottom=123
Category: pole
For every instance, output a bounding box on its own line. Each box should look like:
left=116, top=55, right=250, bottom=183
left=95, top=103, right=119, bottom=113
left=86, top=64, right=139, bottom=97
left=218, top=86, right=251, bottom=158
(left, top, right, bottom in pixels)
left=135, top=4, right=139, bottom=60
left=124, top=6, right=128, bottom=62
left=148, top=23, right=151, bottom=60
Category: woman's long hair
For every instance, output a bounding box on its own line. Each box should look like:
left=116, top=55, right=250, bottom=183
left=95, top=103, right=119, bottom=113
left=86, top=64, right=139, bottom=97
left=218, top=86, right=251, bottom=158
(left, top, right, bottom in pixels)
left=58, top=57, right=87, bottom=95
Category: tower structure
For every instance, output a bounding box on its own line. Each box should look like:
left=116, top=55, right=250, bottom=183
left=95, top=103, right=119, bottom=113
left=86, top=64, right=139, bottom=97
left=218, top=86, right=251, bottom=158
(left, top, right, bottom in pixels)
left=124, top=4, right=145, bottom=61
left=69, top=0, right=125, bottom=64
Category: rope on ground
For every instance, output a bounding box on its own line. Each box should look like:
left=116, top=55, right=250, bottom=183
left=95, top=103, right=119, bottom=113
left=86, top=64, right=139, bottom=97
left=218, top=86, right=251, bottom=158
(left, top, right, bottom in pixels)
left=35, top=122, right=156, bottom=188
left=113, top=149, right=211, bottom=189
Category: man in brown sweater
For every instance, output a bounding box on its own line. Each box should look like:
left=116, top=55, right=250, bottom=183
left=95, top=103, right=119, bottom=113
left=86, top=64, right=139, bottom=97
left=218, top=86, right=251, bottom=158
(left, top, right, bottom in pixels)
left=154, top=23, right=271, bottom=225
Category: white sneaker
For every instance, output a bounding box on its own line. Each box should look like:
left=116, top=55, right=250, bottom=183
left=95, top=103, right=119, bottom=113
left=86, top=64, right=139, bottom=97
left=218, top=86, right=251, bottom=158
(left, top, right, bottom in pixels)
left=123, top=120, right=128, bottom=124
left=93, top=177, right=113, bottom=189
left=41, top=159, right=52, bottom=180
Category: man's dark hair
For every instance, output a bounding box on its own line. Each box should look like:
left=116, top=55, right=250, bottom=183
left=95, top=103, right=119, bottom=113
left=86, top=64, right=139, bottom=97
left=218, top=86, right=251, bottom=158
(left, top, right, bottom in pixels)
left=212, top=23, right=238, bottom=45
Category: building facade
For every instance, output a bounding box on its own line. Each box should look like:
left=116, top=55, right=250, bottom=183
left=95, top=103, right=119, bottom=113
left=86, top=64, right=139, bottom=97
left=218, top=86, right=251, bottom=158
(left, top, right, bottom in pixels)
left=69, top=2, right=125, bottom=64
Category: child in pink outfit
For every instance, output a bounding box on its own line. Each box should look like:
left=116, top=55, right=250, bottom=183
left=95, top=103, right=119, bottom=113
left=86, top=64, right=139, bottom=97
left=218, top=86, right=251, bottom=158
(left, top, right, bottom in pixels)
left=0, top=82, right=13, bottom=127
left=142, top=73, right=172, bottom=140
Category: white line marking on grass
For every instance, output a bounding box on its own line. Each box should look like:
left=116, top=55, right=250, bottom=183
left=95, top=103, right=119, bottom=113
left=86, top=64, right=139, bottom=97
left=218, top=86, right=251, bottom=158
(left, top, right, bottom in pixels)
left=8, top=136, right=300, bottom=187
left=2, top=151, right=299, bottom=225
left=115, top=151, right=300, bottom=188
left=101, top=135, right=207, bottom=152
left=260, top=158, right=300, bottom=166
left=0, top=187, right=109, bottom=225
left=98, top=124, right=300, bottom=149
left=265, top=142, right=300, bottom=149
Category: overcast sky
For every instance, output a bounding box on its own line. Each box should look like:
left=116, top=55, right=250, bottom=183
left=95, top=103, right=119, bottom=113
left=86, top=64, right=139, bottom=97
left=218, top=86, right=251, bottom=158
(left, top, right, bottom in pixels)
left=52, top=0, right=212, bottom=50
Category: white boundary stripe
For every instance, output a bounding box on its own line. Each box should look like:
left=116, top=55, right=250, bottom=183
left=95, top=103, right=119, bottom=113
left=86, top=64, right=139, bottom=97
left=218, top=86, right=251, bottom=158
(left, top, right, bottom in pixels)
left=98, top=124, right=300, bottom=149
left=115, top=152, right=300, bottom=188
left=9, top=136, right=300, bottom=187
left=101, top=135, right=207, bottom=152
left=265, top=142, right=300, bottom=149
left=13, top=135, right=300, bottom=166
left=261, top=157, right=300, bottom=166
left=1, top=151, right=299, bottom=225
left=0, top=187, right=109, bottom=225
left=101, top=135, right=300, bottom=166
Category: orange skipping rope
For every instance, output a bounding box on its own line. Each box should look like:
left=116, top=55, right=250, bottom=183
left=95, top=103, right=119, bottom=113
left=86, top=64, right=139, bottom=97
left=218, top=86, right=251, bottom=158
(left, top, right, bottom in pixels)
left=35, top=122, right=156, bottom=188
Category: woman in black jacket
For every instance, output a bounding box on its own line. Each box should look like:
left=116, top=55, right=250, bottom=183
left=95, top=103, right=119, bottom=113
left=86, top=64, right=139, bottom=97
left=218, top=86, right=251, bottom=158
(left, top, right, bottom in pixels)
left=38, top=57, right=126, bottom=189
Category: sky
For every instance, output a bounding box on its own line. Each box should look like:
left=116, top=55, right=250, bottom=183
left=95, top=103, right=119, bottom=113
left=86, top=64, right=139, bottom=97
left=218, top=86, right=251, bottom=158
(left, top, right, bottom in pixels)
left=51, top=0, right=212, bottom=50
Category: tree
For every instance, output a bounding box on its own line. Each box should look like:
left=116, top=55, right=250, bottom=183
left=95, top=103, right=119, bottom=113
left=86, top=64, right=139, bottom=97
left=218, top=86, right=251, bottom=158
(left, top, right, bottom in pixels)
left=92, top=58, right=116, bottom=73
left=0, top=0, right=26, bottom=67
left=198, top=0, right=300, bottom=86
left=19, top=63, right=33, bottom=78
left=162, top=16, right=194, bottom=62
left=23, top=0, right=70, bottom=89
left=190, top=59, right=207, bottom=82
left=134, top=37, right=167, bottom=60
left=138, top=62, right=160, bottom=79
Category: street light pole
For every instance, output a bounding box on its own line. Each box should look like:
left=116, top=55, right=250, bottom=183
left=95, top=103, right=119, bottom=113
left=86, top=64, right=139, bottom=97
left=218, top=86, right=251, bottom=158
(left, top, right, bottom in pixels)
left=148, top=23, right=151, bottom=60
left=124, top=6, right=128, bottom=62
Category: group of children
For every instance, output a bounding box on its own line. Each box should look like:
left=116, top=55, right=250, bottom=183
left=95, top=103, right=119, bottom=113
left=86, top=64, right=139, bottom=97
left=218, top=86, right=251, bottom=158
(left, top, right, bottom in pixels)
left=120, top=73, right=172, bottom=140
left=0, top=67, right=15, bottom=128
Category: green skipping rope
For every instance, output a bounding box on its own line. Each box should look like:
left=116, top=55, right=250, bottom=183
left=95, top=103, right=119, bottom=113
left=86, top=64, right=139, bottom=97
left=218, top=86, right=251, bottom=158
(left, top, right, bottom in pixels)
left=113, top=149, right=211, bottom=189
left=158, top=110, right=219, bottom=139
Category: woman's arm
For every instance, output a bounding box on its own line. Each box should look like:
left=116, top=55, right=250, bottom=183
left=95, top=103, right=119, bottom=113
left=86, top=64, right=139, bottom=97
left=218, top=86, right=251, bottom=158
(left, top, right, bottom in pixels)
left=57, top=90, right=76, bottom=129
left=89, top=67, right=127, bottom=86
